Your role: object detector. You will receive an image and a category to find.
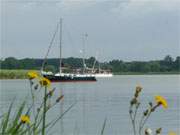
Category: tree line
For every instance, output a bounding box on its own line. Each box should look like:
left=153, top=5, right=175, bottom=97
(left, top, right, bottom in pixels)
left=0, top=55, right=179, bottom=73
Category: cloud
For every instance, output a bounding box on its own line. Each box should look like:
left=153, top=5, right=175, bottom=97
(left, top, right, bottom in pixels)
left=55, top=0, right=104, bottom=12
left=5, top=0, right=103, bottom=13
left=2, top=0, right=179, bottom=60
left=111, top=0, right=180, bottom=16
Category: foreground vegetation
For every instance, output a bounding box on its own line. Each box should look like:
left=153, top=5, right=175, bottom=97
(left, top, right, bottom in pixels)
left=0, top=71, right=74, bottom=135
left=0, top=71, right=177, bottom=135
left=129, top=86, right=173, bottom=135
left=0, top=55, right=179, bottom=74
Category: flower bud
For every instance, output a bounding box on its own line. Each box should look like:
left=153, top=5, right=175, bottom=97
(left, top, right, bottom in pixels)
left=34, top=84, right=39, bottom=90
left=145, top=128, right=152, bottom=135
left=56, top=95, right=64, bottom=103
left=144, top=109, right=149, bottom=116
left=47, top=88, right=55, bottom=97
left=156, top=128, right=162, bottom=134
left=130, top=98, right=137, bottom=106
left=149, top=102, right=153, bottom=107
left=136, top=85, right=142, bottom=93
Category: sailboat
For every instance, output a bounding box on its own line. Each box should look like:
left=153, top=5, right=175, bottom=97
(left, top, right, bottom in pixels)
left=41, top=19, right=96, bottom=82
left=91, top=55, right=113, bottom=78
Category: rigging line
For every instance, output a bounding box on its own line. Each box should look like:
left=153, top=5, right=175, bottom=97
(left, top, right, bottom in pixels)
left=41, top=23, right=59, bottom=71
left=64, top=23, right=76, bottom=55
left=64, top=23, right=74, bottom=44
left=64, top=23, right=84, bottom=53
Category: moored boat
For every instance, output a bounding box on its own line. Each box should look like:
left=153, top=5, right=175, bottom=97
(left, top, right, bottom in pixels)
left=94, top=73, right=113, bottom=78
left=41, top=18, right=97, bottom=82
left=42, top=73, right=96, bottom=82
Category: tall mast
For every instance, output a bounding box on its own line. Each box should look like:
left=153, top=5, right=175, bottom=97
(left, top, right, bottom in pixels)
left=59, top=18, right=63, bottom=74
left=82, top=33, right=88, bottom=74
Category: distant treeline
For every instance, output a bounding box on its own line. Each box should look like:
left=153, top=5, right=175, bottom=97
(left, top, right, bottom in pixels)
left=0, top=55, right=180, bottom=73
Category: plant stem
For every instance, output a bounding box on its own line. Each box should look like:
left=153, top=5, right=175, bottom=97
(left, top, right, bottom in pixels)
left=129, top=106, right=136, bottom=135
left=42, top=86, right=47, bottom=135
left=12, top=122, right=22, bottom=134
left=133, top=104, right=139, bottom=135
left=138, top=115, right=145, bottom=135
left=139, top=112, right=151, bottom=135
left=29, top=80, right=36, bottom=119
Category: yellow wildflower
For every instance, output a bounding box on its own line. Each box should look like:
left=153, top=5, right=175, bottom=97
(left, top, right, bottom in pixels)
left=39, top=77, right=51, bottom=87
left=168, top=132, right=176, bottom=135
left=155, top=95, right=168, bottom=109
left=20, top=115, right=30, bottom=124
left=27, top=71, right=38, bottom=80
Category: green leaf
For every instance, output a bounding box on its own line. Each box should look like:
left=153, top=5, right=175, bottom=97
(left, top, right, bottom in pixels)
left=1, top=100, right=14, bottom=134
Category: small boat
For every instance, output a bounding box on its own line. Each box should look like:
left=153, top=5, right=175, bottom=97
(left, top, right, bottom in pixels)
left=94, top=72, right=113, bottom=78
left=41, top=19, right=96, bottom=82
left=91, top=55, right=113, bottom=78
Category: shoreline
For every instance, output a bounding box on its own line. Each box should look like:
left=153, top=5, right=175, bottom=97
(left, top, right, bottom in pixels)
left=0, top=69, right=179, bottom=79
left=114, top=72, right=180, bottom=75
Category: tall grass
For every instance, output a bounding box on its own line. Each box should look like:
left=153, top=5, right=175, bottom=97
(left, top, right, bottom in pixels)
left=0, top=70, right=32, bottom=79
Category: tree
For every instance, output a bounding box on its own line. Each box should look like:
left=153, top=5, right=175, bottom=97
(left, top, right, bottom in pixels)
left=164, top=55, right=174, bottom=63
left=2, top=57, right=19, bottom=69
left=44, top=65, right=56, bottom=73
left=174, top=56, right=180, bottom=71
left=149, top=61, right=160, bottom=72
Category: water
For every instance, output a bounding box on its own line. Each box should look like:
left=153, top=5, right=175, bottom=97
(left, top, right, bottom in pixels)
left=0, top=75, right=180, bottom=135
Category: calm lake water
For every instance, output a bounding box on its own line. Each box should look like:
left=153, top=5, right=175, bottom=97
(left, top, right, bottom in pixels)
left=0, top=75, right=180, bottom=135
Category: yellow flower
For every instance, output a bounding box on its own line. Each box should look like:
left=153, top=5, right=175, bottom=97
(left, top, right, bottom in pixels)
left=155, top=95, right=168, bottom=109
left=27, top=71, right=38, bottom=80
left=39, top=77, right=51, bottom=87
left=20, top=115, right=30, bottom=124
left=168, top=131, right=176, bottom=135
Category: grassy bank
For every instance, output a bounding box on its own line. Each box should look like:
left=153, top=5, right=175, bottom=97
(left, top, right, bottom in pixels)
left=0, top=70, right=39, bottom=79
left=114, top=71, right=180, bottom=75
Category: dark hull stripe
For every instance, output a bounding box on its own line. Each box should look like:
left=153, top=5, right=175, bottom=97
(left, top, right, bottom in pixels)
left=43, top=75, right=97, bottom=82
left=51, top=80, right=97, bottom=83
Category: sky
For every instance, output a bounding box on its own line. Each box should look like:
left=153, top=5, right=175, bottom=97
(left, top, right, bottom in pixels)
left=0, top=0, right=180, bottom=61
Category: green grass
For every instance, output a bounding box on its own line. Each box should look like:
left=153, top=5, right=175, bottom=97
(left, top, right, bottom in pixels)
left=114, top=71, right=180, bottom=75
left=0, top=70, right=39, bottom=79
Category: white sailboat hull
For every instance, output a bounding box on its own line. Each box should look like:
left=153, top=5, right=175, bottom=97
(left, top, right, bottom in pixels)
left=94, top=73, right=113, bottom=78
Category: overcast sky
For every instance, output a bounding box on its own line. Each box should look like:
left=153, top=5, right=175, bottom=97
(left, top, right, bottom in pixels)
left=1, top=0, right=180, bottom=61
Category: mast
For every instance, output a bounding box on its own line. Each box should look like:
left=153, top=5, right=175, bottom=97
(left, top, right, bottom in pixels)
left=59, top=18, right=63, bottom=74
left=82, top=33, right=88, bottom=74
